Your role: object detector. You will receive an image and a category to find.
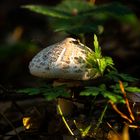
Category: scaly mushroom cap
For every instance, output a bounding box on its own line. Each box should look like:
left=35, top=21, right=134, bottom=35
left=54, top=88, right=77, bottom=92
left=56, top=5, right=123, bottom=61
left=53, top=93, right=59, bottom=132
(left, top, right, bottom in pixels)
left=29, top=38, right=99, bottom=80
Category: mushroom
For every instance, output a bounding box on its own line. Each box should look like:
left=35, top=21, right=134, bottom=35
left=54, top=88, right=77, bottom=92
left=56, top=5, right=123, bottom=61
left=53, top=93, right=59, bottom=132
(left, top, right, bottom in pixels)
left=29, top=38, right=100, bottom=80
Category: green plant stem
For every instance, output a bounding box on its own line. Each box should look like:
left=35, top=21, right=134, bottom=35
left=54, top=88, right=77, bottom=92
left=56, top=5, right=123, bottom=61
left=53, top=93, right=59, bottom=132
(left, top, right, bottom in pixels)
left=57, top=104, right=75, bottom=136
left=73, top=119, right=91, bottom=137
left=94, top=104, right=108, bottom=135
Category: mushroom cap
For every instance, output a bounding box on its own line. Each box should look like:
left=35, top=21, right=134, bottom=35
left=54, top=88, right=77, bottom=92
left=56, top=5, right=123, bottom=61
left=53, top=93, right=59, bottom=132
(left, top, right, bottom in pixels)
left=29, top=38, right=98, bottom=80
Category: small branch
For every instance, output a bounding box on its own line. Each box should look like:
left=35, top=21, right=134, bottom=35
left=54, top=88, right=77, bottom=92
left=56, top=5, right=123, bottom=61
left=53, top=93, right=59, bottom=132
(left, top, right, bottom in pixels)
left=119, top=81, right=135, bottom=121
left=109, top=100, right=132, bottom=123
left=123, top=122, right=140, bottom=129
left=107, top=122, right=121, bottom=138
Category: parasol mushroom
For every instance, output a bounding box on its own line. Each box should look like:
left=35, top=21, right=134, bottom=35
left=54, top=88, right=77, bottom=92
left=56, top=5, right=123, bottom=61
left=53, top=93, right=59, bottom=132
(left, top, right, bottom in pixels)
left=29, top=38, right=100, bottom=81
left=29, top=38, right=102, bottom=115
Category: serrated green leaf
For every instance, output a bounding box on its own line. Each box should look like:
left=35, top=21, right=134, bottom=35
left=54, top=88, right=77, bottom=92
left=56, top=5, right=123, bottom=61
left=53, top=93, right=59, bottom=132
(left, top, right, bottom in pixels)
left=80, top=85, right=124, bottom=103
left=80, top=87, right=100, bottom=96
left=86, top=35, right=114, bottom=76
left=98, top=58, right=107, bottom=75
left=42, top=86, right=70, bottom=101
left=103, top=91, right=124, bottom=103
left=43, top=90, right=70, bottom=101
left=94, top=34, right=100, bottom=54
left=104, top=57, right=114, bottom=67
left=80, top=84, right=107, bottom=96
left=18, top=85, right=70, bottom=100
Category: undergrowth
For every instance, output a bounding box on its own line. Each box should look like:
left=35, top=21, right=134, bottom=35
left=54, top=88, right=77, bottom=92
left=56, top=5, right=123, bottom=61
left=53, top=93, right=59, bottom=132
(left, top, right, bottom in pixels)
left=18, top=1, right=140, bottom=139
left=18, top=35, right=140, bottom=139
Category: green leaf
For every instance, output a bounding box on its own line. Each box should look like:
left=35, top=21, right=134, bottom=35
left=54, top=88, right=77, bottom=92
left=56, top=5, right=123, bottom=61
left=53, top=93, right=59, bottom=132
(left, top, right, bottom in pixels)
left=119, top=73, right=138, bottom=82
left=80, top=83, right=107, bottom=96
left=98, top=58, right=107, bottom=75
left=104, top=57, right=114, bottom=68
left=23, top=5, right=70, bottom=19
left=23, top=1, right=136, bottom=35
left=86, top=35, right=114, bottom=76
left=80, top=87, right=100, bottom=96
left=57, top=0, right=93, bottom=14
left=106, top=71, right=138, bottom=82
left=81, top=124, right=92, bottom=137
left=110, top=82, right=128, bottom=89
left=80, top=84, right=124, bottom=103
left=110, top=82, right=128, bottom=94
left=103, top=91, right=124, bottom=103
left=94, top=34, right=100, bottom=54
left=23, top=1, right=93, bottom=19
left=93, top=34, right=102, bottom=58
left=18, top=88, right=40, bottom=95
left=43, top=86, right=70, bottom=101
left=79, top=2, right=133, bottom=20
left=24, top=1, right=133, bottom=18
left=18, top=85, right=70, bottom=101
left=126, top=87, right=140, bottom=93
left=60, top=24, right=99, bottom=34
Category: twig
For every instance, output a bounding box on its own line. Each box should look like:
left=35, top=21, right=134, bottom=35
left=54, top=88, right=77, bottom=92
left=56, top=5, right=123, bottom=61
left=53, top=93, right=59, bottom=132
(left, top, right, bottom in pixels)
left=109, top=100, right=132, bottom=123
left=123, top=122, right=140, bottom=128
left=107, top=122, right=121, bottom=137
left=0, top=112, right=22, bottom=140
left=57, top=104, right=75, bottom=136
left=119, top=81, right=135, bottom=121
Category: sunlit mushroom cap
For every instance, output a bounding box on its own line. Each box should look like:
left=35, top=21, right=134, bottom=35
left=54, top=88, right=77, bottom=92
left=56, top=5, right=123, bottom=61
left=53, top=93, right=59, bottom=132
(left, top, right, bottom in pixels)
left=29, top=38, right=99, bottom=80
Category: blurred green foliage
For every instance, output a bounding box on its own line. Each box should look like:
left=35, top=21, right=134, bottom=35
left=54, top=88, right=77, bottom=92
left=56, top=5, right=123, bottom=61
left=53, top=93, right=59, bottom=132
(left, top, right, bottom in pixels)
left=23, top=0, right=138, bottom=35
